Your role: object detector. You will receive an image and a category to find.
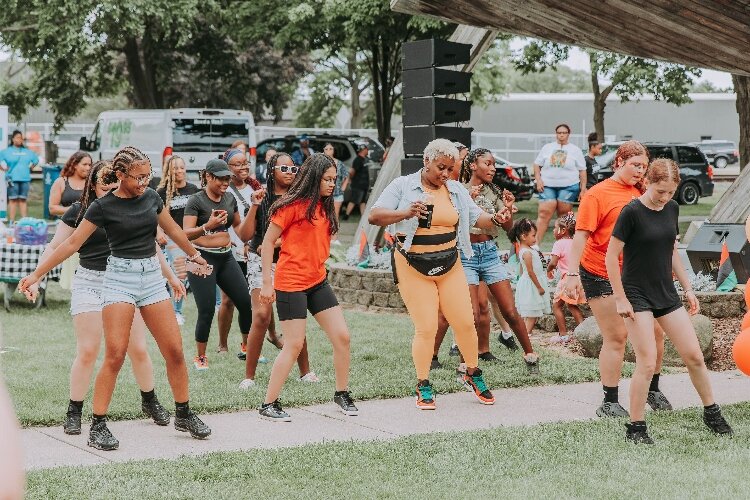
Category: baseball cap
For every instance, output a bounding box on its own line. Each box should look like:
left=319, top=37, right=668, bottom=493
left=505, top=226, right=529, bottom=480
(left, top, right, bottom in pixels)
left=204, top=159, right=232, bottom=177
left=356, top=143, right=369, bottom=152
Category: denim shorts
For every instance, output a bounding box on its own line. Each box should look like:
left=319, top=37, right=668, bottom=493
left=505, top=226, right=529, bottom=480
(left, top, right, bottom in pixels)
left=538, top=183, right=580, bottom=203
left=103, top=255, right=170, bottom=308
left=333, top=194, right=344, bottom=203
left=7, top=180, right=30, bottom=200
left=460, top=240, right=510, bottom=286
left=580, top=266, right=613, bottom=301
left=70, top=266, right=105, bottom=316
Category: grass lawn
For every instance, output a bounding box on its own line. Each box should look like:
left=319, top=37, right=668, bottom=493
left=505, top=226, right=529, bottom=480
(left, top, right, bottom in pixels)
left=25, top=402, right=750, bottom=499
left=2, top=283, right=618, bottom=427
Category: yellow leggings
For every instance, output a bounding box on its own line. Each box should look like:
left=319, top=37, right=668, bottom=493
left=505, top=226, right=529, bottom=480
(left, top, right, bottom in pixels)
left=394, top=251, right=479, bottom=380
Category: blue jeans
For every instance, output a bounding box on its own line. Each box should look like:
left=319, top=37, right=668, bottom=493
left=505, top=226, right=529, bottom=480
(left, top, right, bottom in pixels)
left=460, top=240, right=510, bottom=286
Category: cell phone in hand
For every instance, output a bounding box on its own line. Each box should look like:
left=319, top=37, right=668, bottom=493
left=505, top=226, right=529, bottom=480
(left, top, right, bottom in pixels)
left=186, top=261, right=213, bottom=276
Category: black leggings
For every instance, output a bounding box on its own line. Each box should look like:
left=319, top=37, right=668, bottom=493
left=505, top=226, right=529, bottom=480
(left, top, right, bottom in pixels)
left=188, top=250, right=252, bottom=343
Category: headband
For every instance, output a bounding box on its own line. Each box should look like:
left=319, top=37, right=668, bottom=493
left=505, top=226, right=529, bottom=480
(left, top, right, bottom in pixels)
left=223, top=148, right=244, bottom=164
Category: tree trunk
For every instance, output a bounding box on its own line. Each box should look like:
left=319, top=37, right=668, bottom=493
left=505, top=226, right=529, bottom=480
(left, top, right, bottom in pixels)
left=347, top=52, right=363, bottom=129
left=123, top=37, right=159, bottom=109
left=732, top=74, right=750, bottom=170
left=370, top=43, right=385, bottom=143
left=589, top=53, right=607, bottom=141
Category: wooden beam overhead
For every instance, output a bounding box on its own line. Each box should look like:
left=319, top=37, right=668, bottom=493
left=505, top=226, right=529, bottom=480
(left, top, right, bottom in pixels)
left=391, top=0, right=750, bottom=75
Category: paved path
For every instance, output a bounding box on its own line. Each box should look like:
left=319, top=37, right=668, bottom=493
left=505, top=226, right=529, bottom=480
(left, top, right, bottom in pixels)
left=21, top=370, right=750, bottom=471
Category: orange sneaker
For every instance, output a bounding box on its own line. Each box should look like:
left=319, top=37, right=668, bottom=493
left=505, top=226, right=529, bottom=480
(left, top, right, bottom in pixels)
left=193, top=355, right=208, bottom=371
left=237, top=343, right=247, bottom=361
left=462, top=368, right=495, bottom=405
left=415, top=380, right=436, bottom=410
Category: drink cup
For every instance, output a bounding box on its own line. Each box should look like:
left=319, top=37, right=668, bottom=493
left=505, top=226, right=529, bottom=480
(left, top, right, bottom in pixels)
left=418, top=193, right=435, bottom=229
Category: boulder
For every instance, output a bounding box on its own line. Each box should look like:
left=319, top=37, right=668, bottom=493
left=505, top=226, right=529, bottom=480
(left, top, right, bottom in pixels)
left=574, top=314, right=713, bottom=366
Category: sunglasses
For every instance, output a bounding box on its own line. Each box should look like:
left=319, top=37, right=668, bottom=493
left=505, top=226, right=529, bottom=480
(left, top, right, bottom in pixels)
left=274, top=165, right=299, bottom=174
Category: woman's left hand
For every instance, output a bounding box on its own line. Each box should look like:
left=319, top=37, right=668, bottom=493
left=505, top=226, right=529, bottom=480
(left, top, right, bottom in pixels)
left=501, top=189, right=515, bottom=208
left=469, top=185, right=481, bottom=199
left=251, top=188, right=266, bottom=205
left=168, top=275, right=186, bottom=301
left=495, top=206, right=512, bottom=224
left=685, top=290, right=700, bottom=315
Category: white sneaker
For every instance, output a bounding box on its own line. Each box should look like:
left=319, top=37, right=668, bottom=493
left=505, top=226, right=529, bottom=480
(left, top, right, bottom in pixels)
left=332, top=240, right=342, bottom=246
left=238, top=379, right=256, bottom=390
left=175, top=313, right=185, bottom=326
left=300, top=371, right=320, bottom=383
left=258, top=356, right=268, bottom=364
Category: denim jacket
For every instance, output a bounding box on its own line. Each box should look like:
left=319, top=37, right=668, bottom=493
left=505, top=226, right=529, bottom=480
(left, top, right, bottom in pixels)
left=371, top=171, right=483, bottom=258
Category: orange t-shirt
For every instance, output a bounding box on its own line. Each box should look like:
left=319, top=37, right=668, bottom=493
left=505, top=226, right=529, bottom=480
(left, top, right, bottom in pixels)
left=270, top=200, right=330, bottom=292
left=577, top=179, right=641, bottom=278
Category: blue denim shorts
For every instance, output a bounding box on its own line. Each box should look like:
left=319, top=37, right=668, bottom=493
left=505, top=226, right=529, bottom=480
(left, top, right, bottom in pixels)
left=7, top=180, right=30, bottom=200
left=460, top=240, right=510, bottom=286
left=103, top=255, right=170, bottom=308
left=538, top=183, right=580, bottom=203
left=70, top=266, right=105, bottom=315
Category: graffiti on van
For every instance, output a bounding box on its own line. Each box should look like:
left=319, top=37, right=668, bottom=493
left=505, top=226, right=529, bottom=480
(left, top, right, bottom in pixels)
left=108, top=120, right=133, bottom=148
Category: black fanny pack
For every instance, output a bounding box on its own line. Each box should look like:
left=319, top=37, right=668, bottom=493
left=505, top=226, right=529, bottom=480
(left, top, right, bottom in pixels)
left=391, top=231, right=458, bottom=284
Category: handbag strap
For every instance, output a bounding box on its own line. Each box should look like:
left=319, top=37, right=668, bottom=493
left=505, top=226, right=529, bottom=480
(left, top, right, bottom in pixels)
left=229, top=183, right=251, bottom=210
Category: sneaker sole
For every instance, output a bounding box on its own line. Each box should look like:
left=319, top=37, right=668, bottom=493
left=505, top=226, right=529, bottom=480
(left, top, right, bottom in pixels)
left=416, top=397, right=436, bottom=410
left=339, top=408, right=359, bottom=416
left=174, top=424, right=212, bottom=439
left=259, top=414, right=292, bottom=423
left=87, top=439, right=119, bottom=451
left=63, top=428, right=81, bottom=435
left=461, top=381, right=495, bottom=405
left=194, top=366, right=208, bottom=371
left=596, top=407, right=629, bottom=418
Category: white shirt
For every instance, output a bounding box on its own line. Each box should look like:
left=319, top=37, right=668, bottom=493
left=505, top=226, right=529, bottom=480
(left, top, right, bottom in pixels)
left=227, top=183, right=254, bottom=261
left=534, top=142, right=586, bottom=188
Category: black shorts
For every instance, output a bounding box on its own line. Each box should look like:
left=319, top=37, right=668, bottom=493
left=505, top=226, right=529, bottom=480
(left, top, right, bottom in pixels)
left=236, top=260, right=248, bottom=276
left=275, top=279, right=339, bottom=321
left=349, top=187, right=368, bottom=205
left=627, top=293, right=683, bottom=318
left=580, top=266, right=613, bottom=301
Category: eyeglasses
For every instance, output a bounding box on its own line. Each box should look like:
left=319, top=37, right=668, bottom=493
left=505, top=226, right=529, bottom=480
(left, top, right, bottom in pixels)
left=556, top=131, right=570, bottom=135
left=275, top=165, right=299, bottom=174
left=125, top=173, right=152, bottom=185
left=229, top=162, right=249, bottom=169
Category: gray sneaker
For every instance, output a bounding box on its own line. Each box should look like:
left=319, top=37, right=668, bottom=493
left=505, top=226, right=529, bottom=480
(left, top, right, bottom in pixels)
left=259, top=400, right=291, bottom=422
left=647, top=390, right=673, bottom=411
left=596, top=401, right=630, bottom=417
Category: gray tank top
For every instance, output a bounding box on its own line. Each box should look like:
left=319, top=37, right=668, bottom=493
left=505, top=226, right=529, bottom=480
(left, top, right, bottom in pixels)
left=60, top=177, right=83, bottom=207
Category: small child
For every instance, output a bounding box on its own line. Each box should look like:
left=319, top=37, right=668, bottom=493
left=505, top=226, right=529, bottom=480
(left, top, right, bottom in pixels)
left=547, top=213, right=585, bottom=343
left=509, top=218, right=550, bottom=334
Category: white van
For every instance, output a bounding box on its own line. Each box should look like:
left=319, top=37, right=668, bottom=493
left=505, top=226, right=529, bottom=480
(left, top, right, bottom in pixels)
left=79, top=108, right=257, bottom=176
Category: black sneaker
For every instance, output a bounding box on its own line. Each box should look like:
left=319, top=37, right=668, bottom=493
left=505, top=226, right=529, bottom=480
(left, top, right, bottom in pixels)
left=259, top=400, right=292, bottom=422
left=448, top=344, right=460, bottom=357
left=334, top=391, right=359, bottom=416
left=174, top=412, right=212, bottom=439
left=430, top=357, right=443, bottom=370
left=498, top=332, right=519, bottom=351
left=703, top=406, right=733, bottom=435
left=478, top=351, right=499, bottom=362
left=87, top=420, right=119, bottom=451
left=596, top=401, right=630, bottom=418
left=646, top=390, right=673, bottom=411
left=63, top=402, right=82, bottom=435
left=625, top=421, right=654, bottom=444
left=142, top=397, right=171, bottom=426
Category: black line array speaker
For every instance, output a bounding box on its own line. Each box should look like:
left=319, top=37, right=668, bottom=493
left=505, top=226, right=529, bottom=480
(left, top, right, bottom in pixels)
left=403, top=126, right=473, bottom=156
left=686, top=223, right=750, bottom=284
left=401, top=38, right=473, bottom=175
left=402, top=97, right=472, bottom=126
left=402, top=68, right=471, bottom=98
left=402, top=39, right=471, bottom=70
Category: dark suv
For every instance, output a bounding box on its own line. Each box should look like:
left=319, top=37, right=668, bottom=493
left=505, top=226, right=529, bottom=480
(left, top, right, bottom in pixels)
left=691, top=140, right=738, bottom=169
left=255, top=134, right=384, bottom=186
left=492, top=155, right=534, bottom=201
left=594, top=143, right=714, bottom=205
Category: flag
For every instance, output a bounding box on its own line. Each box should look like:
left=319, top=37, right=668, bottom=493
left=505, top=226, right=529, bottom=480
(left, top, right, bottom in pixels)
left=716, top=241, right=738, bottom=292
left=358, top=231, right=370, bottom=263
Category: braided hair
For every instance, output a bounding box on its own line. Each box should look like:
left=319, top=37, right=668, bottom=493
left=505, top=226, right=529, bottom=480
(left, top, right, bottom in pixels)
left=556, top=211, right=576, bottom=238
left=156, top=155, right=185, bottom=209
left=461, top=148, right=504, bottom=198
left=102, top=146, right=150, bottom=184
left=507, top=217, right=537, bottom=244
left=77, top=160, right=113, bottom=222
left=255, top=152, right=294, bottom=244
left=268, top=153, right=339, bottom=235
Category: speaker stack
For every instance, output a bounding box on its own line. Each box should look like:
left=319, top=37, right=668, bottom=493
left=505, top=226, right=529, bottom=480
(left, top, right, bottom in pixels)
left=401, top=39, right=473, bottom=176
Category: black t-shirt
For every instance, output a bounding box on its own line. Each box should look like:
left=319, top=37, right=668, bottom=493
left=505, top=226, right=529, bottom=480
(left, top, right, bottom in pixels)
left=61, top=202, right=110, bottom=271
left=612, top=199, right=681, bottom=309
left=250, top=192, right=281, bottom=262
left=585, top=155, right=598, bottom=189
left=351, top=156, right=369, bottom=190
left=84, top=188, right=164, bottom=259
left=183, top=190, right=238, bottom=233
left=156, top=183, right=201, bottom=228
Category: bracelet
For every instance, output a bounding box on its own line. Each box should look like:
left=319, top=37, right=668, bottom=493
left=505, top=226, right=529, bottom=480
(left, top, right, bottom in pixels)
left=684, top=288, right=695, bottom=293
left=490, top=213, right=503, bottom=227
left=201, top=224, right=208, bottom=235
left=187, top=252, right=201, bottom=262
left=566, top=273, right=579, bottom=277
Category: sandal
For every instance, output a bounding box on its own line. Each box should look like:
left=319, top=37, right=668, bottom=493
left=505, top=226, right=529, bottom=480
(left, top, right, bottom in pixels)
left=266, top=334, right=283, bottom=349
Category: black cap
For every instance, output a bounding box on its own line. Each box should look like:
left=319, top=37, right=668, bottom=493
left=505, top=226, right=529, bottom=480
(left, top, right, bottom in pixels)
left=356, top=143, right=368, bottom=152
left=205, top=159, right=232, bottom=177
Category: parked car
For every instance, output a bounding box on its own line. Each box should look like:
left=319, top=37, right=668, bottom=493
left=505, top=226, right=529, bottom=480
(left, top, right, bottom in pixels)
left=491, top=155, right=534, bottom=201
left=255, top=134, right=384, bottom=187
left=691, top=140, right=739, bottom=169
left=594, top=142, right=714, bottom=205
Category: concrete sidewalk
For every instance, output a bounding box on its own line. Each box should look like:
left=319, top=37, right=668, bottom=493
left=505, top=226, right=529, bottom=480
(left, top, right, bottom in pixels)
left=22, top=370, right=750, bottom=471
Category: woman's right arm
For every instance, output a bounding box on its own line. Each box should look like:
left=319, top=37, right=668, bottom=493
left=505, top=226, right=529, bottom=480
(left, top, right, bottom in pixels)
left=605, top=236, right=634, bottom=320
left=367, top=178, right=426, bottom=227
left=47, top=178, right=67, bottom=216
left=522, top=252, right=545, bottom=295
left=23, top=222, right=75, bottom=300
left=562, top=230, right=589, bottom=299
left=259, top=222, right=283, bottom=305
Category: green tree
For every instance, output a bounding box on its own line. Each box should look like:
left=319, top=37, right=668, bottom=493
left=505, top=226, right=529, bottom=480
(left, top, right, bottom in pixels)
left=514, top=40, right=701, bottom=140
left=0, top=0, right=308, bottom=128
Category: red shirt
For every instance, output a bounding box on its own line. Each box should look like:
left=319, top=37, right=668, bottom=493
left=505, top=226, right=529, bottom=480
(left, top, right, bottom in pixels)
left=270, top=200, right=331, bottom=292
